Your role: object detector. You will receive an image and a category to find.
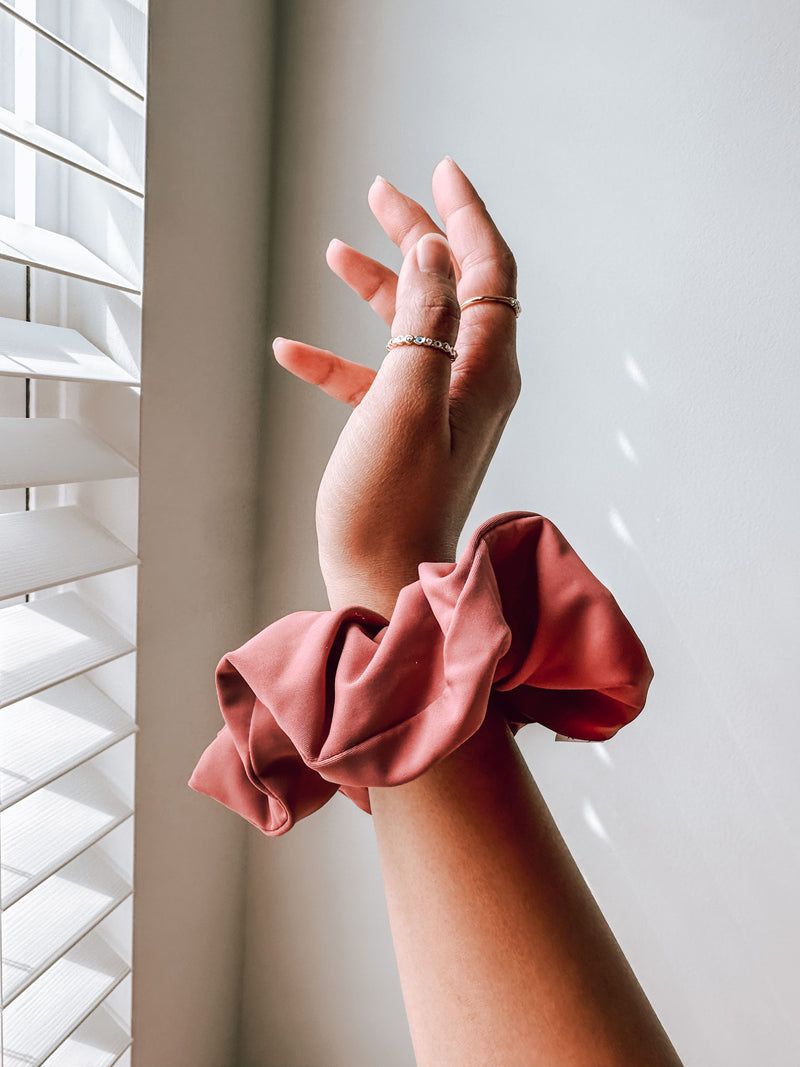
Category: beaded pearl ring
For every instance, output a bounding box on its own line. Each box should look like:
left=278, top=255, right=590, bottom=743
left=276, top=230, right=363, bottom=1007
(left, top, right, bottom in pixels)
left=386, top=334, right=458, bottom=363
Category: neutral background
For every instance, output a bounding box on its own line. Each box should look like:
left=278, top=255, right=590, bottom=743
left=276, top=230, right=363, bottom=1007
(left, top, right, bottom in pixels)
left=135, top=2, right=800, bottom=1065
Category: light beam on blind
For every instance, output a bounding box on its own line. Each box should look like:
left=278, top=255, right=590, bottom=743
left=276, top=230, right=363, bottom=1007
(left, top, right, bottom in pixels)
left=0, top=0, right=145, bottom=100
left=1, top=762, right=132, bottom=909
left=0, top=105, right=143, bottom=196
left=0, top=676, right=137, bottom=811
left=0, top=316, right=139, bottom=384
left=0, top=418, right=137, bottom=488
left=0, top=215, right=140, bottom=293
left=3, top=849, right=131, bottom=1005
left=0, top=507, right=139, bottom=600
left=1, top=931, right=129, bottom=1067
left=0, top=592, right=135, bottom=709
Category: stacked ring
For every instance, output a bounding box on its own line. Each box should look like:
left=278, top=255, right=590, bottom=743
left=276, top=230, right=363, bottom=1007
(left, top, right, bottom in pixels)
left=386, top=334, right=458, bottom=363
left=460, top=295, right=522, bottom=318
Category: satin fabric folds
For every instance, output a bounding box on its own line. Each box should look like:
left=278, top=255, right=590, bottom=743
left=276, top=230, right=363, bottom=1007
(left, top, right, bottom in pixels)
left=189, top=512, right=653, bottom=835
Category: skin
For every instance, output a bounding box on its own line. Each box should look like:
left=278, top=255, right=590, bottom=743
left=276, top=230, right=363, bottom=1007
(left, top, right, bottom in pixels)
left=275, top=158, right=683, bottom=1066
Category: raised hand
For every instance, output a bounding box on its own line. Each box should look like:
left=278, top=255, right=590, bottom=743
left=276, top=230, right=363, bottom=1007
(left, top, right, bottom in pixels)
left=274, top=158, right=521, bottom=617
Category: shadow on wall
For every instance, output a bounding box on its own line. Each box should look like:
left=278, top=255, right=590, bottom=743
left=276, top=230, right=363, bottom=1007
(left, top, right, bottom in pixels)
left=513, top=343, right=800, bottom=1066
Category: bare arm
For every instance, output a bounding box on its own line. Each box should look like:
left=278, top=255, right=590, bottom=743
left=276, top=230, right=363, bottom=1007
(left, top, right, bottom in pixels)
left=370, top=711, right=681, bottom=1066
left=277, top=158, right=682, bottom=1066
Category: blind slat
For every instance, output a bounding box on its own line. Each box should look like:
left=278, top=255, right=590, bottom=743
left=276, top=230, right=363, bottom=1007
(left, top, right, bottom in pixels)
left=0, top=215, right=140, bottom=293
left=0, top=0, right=145, bottom=100
left=3, top=849, right=131, bottom=1005
left=0, top=105, right=144, bottom=196
left=1, top=762, right=132, bottom=909
left=0, top=592, right=135, bottom=709
left=0, top=418, right=137, bottom=489
left=0, top=507, right=139, bottom=600
left=1, top=931, right=129, bottom=1067
left=0, top=316, right=139, bottom=384
left=0, top=676, right=136, bottom=811
left=40, top=1005, right=131, bottom=1067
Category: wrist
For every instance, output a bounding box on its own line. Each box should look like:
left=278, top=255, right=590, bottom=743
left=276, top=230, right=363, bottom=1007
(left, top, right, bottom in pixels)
left=324, top=571, right=417, bottom=619
left=319, top=543, right=458, bottom=618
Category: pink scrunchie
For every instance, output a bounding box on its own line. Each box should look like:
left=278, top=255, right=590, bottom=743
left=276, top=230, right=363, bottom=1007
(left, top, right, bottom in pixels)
left=189, top=512, right=653, bottom=835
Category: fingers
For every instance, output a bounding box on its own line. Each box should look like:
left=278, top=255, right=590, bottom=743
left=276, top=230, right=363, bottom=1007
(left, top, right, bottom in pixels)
left=368, top=176, right=460, bottom=283
left=273, top=337, right=375, bottom=407
left=326, top=239, right=397, bottom=326
left=326, top=172, right=469, bottom=327
left=392, top=233, right=460, bottom=344
left=430, top=158, right=520, bottom=423
left=367, top=233, right=460, bottom=415
left=286, top=165, right=518, bottom=435
left=431, top=157, right=516, bottom=302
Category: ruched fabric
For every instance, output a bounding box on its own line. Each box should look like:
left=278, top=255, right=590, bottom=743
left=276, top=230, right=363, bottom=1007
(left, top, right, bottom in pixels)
left=189, top=513, right=653, bottom=835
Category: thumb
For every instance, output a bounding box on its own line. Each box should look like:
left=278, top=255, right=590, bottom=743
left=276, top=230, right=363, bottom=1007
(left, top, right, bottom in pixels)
left=381, top=233, right=461, bottom=408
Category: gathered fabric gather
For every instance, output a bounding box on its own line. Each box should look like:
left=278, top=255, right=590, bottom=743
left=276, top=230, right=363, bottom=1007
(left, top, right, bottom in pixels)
left=189, top=512, right=653, bottom=836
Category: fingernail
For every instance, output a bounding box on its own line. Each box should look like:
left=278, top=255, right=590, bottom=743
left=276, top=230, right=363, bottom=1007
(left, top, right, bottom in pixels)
left=374, top=174, right=390, bottom=186
left=417, top=232, right=452, bottom=275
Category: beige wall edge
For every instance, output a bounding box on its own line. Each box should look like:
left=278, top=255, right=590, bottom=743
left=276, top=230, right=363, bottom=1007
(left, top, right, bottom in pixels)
left=134, top=3, right=276, bottom=1065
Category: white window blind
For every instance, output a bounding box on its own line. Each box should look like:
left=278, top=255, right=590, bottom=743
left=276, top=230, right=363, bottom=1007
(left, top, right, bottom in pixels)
left=0, top=2, right=147, bottom=1064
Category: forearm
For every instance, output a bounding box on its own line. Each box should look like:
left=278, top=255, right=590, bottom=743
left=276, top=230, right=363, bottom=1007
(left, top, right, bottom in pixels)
left=304, top=159, right=674, bottom=1064
left=368, top=708, right=682, bottom=1067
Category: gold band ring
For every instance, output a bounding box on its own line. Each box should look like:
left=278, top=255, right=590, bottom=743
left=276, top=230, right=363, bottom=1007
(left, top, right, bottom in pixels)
left=459, top=295, right=522, bottom=318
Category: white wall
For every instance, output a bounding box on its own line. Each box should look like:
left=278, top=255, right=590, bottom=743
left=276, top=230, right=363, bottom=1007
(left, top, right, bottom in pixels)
left=243, top=2, right=800, bottom=1065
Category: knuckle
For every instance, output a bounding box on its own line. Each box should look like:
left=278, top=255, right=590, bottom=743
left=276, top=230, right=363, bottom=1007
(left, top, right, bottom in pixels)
left=500, top=249, right=518, bottom=287
left=363, top=275, right=384, bottom=304
left=346, top=384, right=367, bottom=407
left=492, top=354, right=522, bottom=411
left=491, top=374, right=521, bottom=418
left=504, top=364, right=522, bottom=411
left=413, top=288, right=460, bottom=327
left=316, top=359, right=338, bottom=391
left=462, top=244, right=517, bottom=289
left=484, top=361, right=522, bottom=417
left=418, top=289, right=460, bottom=316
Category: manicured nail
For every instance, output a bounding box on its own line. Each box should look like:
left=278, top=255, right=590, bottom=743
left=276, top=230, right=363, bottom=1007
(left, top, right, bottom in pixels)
left=417, top=232, right=452, bottom=275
